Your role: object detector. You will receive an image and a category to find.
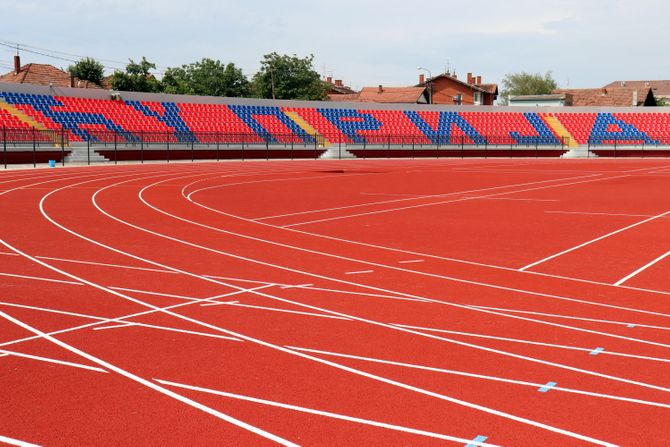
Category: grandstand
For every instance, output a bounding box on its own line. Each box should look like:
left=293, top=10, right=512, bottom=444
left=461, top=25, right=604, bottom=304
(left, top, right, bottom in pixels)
left=1, top=82, right=670, bottom=164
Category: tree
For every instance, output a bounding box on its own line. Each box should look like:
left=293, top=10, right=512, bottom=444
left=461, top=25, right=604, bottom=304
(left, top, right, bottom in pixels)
left=252, top=53, right=325, bottom=100
left=499, top=71, right=558, bottom=105
left=109, top=57, right=161, bottom=93
left=162, top=58, right=250, bottom=97
left=67, top=57, right=104, bottom=86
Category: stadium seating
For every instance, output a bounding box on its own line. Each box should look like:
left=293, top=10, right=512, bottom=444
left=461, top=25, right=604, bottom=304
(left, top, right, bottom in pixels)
left=0, top=90, right=668, bottom=147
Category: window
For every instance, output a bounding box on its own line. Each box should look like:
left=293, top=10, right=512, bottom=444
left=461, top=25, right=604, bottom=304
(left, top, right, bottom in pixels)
left=474, top=92, right=481, bottom=105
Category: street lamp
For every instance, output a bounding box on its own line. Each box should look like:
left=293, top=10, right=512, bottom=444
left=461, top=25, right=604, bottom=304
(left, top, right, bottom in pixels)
left=417, top=67, right=432, bottom=104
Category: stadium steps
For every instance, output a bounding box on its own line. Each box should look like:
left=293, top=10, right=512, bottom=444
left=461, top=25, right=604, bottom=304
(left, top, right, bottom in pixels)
left=319, top=146, right=355, bottom=159
left=543, top=115, right=579, bottom=148
left=284, top=111, right=332, bottom=147
left=64, top=147, right=110, bottom=164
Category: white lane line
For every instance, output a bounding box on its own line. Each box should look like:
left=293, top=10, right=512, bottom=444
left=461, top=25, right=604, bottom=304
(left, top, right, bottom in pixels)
left=0, top=271, right=83, bottom=286
left=0, top=348, right=107, bottom=373
left=201, top=301, right=351, bottom=321
left=0, top=251, right=19, bottom=256
left=344, top=270, right=374, bottom=275
left=398, top=259, right=424, bottom=264
left=0, top=300, right=109, bottom=321
left=185, top=166, right=670, bottom=303
left=93, top=322, right=137, bottom=331
left=466, top=197, right=560, bottom=202
left=0, top=311, right=297, bottom=447
left=614, top=249, right=670, bottom=286
left=0, top=434, right=41, bottom=447
left=392, top=324, right=670, bottom=364
left=280, top=284, right=428, bottom=303
left=467, top=305, right=670, bottom=331
left=247, top=172, right=600, bottom=222
left=520, top=208, right=670, bottom=271
left=184, top=175, right=670, bottom=321
left=360, top=192, right=423, bottom=198
left=155, top=379, right=500, bottom=446
left=280, top=283, right=314, bottom=289
left=36, top=255, right=178, bottom=274
left=546, top=211, right=665, bottom=219
left=93, top=321, right=243, bottom=342
left=287, top=346, right=670, bottom=409
left=203, top=274, right=280, bottom=287
left=281, top=173, right=620, bottom=228
left=47, top=172, right=618, bottom=445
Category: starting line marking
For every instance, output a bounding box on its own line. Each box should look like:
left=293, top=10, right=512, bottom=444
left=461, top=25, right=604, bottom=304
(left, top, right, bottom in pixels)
left=466, top=435, right=489, bottom=447
left=398, top=259, right=424, bottom=264
left=344, top=270, right=374, bottom=275
left=538, top=382, right=557, bottom=393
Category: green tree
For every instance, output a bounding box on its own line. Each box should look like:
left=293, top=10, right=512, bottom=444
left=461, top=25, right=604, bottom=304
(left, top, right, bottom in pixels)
left=110, top=57, right=161, bottom=92
left=67, top=57, right=104, bottom=86
left=252, top=53, right=325, bottom=100
left=162, top=58, right=250, bottom=97
left=499, top=71, right=558, bottom=105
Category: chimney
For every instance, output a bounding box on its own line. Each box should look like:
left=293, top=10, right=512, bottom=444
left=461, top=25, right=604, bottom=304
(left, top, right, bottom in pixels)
left=70, top=73, right=75, bottom=88
left=467, top=72, right=473, bottom=84
left=476, top=75, right=482, bottom=85
left=419, top=74, right=425, bottom=84
left=13, top=54, right=20, bottom=74
left=632, top=90, right=638, bottom=106
left=378, top=85, right=383, bottom=93
left=620, top=81, right=626, bottom=87
left=334, top=79, right=343, bottom=87
left=601, top=88, right=608, bottom=96
left=326, top=76, right=333, bottom=84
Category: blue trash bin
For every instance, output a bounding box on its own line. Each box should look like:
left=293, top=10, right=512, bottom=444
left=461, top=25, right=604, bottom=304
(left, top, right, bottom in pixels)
left=48, top=160, right=56, bottom=168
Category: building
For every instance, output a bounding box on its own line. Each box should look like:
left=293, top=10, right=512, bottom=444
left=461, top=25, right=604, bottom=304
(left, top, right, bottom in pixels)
left=416, top=71, right=498, bottom=105
left=508, top=94, right=567, bottom=107
left=509, top=88, right=656, bottom=107
left=324, top=77, right=356, bottom=100
left=0, top=55, right=102, bottom=89
left=603, top=80, right=670, bottom=105
left=328, top=85, right=429, bottom=104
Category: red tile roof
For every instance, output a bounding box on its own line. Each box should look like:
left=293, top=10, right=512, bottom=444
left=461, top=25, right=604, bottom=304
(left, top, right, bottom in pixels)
left=0, top=63, right=102, bottom=89
left=603, top=80, right=670, bottom=97
left=329, top=86, right=428, bottom=104
left=553, top=88, right=655, bottom=107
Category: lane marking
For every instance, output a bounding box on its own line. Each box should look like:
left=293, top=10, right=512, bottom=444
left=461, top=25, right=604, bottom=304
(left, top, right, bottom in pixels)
left=614, top=249, right=670, bottom=286
left=0, top=271, right=83, bottom=286
left=155, top=379, right=500, bottom=446
left=0, top=348, right=107, bottom=373
left=0, top=434, right=41, bottom=447
left=282, top=174, right=613, bottom=228
left=22, top=171, right=618, bottom=445
left=36, top=255, right=178, bottom=274
left=546, top=210, right=666, bottom=219
left=0, top=311, right=297, bottom=447
left=538, top=382, right=557, bottom=393
left=398, top=259, right=424, bottom=264
left=201, top=301, right=351, bottom=320
left=246, top=172, right=601, bottom=222
left=0, top=251, right=19, bottom=256
left=391, top=324, right=670, bottom=364
left=93, top=321, right=243, bottom=342
left=520, top=208, right=670, bottom=272
left=280, top=283, right=314, bottom=289
left=287, top=346, right=670, bottom=409
left=467, top=305, right=670, bottom=331
left=345, top=270, right=374, bottom=275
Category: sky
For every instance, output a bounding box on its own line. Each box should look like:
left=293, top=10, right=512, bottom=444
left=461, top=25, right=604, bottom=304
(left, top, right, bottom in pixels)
left=1, top=0, right=668, bottom=90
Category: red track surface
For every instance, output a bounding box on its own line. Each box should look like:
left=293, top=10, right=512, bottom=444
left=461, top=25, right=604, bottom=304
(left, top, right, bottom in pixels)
left=1, top=159, right=670, bottom=446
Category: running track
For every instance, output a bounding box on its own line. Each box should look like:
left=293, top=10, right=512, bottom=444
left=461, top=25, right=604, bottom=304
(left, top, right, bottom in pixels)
left=1, top=158, right=670, bottom=446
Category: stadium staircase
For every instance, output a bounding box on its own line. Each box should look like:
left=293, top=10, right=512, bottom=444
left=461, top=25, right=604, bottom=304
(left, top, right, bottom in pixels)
left=64, top=147, right=110, bottom=164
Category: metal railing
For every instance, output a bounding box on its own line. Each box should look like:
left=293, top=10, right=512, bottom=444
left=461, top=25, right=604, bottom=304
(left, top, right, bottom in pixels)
left=3, top=126, right=670, bottom=167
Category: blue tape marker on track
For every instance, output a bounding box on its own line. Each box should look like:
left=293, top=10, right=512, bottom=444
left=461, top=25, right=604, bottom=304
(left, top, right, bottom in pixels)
left=627, top=324, right=636, bottom=328
left=538, top=381, right=557, bottom=392
left=590, top=347, right=605, bottom=356
left=465, top=435, right=488, bottom=447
